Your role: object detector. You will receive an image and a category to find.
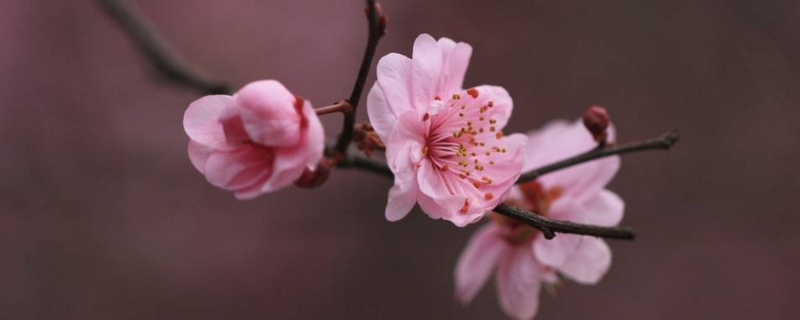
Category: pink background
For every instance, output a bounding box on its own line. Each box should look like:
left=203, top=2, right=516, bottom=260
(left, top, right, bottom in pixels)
left=1, top=0, right=798, bottom=319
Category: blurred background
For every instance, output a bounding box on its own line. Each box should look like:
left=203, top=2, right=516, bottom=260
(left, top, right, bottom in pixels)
left=1, top=0, right=799, bottom=319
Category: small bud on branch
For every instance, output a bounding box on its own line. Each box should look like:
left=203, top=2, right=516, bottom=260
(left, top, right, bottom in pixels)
left=583, top=105, right=610, bottom=143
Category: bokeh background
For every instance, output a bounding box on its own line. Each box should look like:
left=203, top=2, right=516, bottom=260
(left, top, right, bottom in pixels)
left=2, top=0, right=799, bottom=319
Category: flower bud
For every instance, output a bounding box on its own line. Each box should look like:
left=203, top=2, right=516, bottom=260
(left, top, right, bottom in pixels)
left=354, top=123, right=385, bottom=157
left=583, top=105, right=610, bottom=143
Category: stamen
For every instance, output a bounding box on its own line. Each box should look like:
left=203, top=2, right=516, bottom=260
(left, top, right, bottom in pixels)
left=434, top=96, right=441, bottom=101
left=459, top=199, right=470, bottom=213
left=485, top=193, right=494, bottom=200
left=473, top=181, right=481, bottom=188
left=422, top=113, right=430, bottom=121
left=467, top=88, right=479, bottom=98
left=496, top=131, right=504, bottom=139
left=453, top=94, right=461, bottom=100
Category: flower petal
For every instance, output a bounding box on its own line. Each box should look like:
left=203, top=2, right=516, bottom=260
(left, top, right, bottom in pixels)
left=437, top=39, right=472, bottom=96
left=533, top=199, right=584, bottom=267
left=455, top=224, right=507, bottom=304
left=234, top=80, right=301, bottom=147
left=183, top=95, right=235, bottom=149
left=581, top=190, right=625, bottom=226
left=188, top=140, right=214, bottom=174
left=367, top=84, right=395, bottom=143
left=559, top=237, right=612, bottom=285
left=203, top=146, right=273, bottom=190
left=417, top=159, right=484, bottom=226
left=496, top=246, right=543, bottom=320
left=469, top=85, right=513, bottom=130
left=524, top=119, right=620, bottom=201
left=411, top=34, right=443, bottom=109
left=299, top=99, right=326, bottom=170
left=385, top=141, right=420, bottom=222
left=376, top=53, right=415, bottom=116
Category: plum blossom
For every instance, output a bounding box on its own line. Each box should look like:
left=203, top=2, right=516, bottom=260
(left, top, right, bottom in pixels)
left=183, top=80, right=325, bottom=199
left=455, top=119, right=625, bottom=320
left=367, top=34, right=528, bottom=227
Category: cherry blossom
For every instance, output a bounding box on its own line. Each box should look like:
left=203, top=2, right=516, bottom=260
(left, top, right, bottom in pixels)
left=183, top=80, right=325, bottom=199
left=455, top=119, right=624, bottom=320
left=367, top=34, right=527, bottom=226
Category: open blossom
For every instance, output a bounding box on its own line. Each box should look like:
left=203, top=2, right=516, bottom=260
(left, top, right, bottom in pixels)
left=367, top=34, right=527, bottom=227
left=183, top=80, right=325, bottom=199
left=455, top=119, right=624, bottom=320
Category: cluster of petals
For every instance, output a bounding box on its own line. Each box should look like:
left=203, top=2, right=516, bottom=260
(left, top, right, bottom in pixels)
left=183, top=80, right=325, bottom=199
left=455, top=119, right=625, bottom=320
left=367, top=34, right=528, bottom=227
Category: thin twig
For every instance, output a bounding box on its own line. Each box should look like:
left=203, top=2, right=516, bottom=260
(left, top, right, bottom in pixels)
left=516, top=129, right=680, bottom=184
left=334, top=0, right=386, bottom=154
left=96, top=0, right=230, bottom=95
left=494, top=203, right=635, bottom=240
left=315, top=100, right=354, bottom=116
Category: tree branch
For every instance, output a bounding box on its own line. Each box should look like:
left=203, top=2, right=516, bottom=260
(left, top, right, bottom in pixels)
left=334, top=0, right=386, bottom=154
left=96, top=0, right=230, bottom=95
left=516, top=129, right=680, bottom=184
left=494, top=203, right=635, bottom=240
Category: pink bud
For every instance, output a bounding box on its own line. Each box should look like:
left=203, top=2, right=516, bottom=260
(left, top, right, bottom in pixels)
left=583, top=105, right=610, bottom=143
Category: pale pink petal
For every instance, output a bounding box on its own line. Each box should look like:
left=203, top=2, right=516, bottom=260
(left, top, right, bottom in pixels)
left=385, top=141, right=420, bottom=222
left=559, top=237, right=612, bottom=285
left=411, top=34, right=443, bottom=109
left=533, top=199, right=585, bottom=267
left=299, top=99, right=326, bottom=169
left=455, top=224, right=507, bottom=304
left=524, top=119, right=620, bottom=201
left=234, top=80, right=301, bottom=147
left=183, top=95, right=235, bottom=149
left=376, top=53, right=415, bottom=115
left=203, top=147, right=273, bottom=190
left=366, top=84, right=395, bottom=142
left=257, top=99, right=325, bottom=192
left=437, top=37, right=457, bottom=59
left=188, top=140, right=214, bottom=174
left=581, top=190, right=625, bottom=226
left=533, top=233, right=582, bottom=269
left=437, top=38, right=472, bottom=96
left=468, top=133, right=527, bottom=209
left=496, top=246, right=543, bottom=320
left=385, top=111, right=427, bottom=167
left=417, top=158, right=484, bottom=226
left=469, top=85, right=513, bottom=130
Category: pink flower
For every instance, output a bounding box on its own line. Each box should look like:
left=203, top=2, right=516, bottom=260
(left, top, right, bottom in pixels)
left=367, top=34, right=528, bottom=227
left=455, top=119, right=624, bottom=320
left=183, top=80, right=325, bottom=199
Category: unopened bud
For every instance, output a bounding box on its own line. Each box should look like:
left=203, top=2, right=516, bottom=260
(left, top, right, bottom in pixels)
left=294, top=160, right=332, bottom=189
left=583, top=105, right=610, bottom=143
left=354, top=123, right=385, bottom=157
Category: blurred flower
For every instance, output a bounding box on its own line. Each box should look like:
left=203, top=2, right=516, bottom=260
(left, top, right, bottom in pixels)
left=455, top=119, right=624, bottom=320
left=183, top=80, right=325, bottom=199
left=367, top=34, right=527, bottom=227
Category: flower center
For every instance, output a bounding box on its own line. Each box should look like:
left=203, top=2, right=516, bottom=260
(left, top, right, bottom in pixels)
left=492, top=181, right=563, bottom=245
left=419, top=91, right=508, bottom=205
